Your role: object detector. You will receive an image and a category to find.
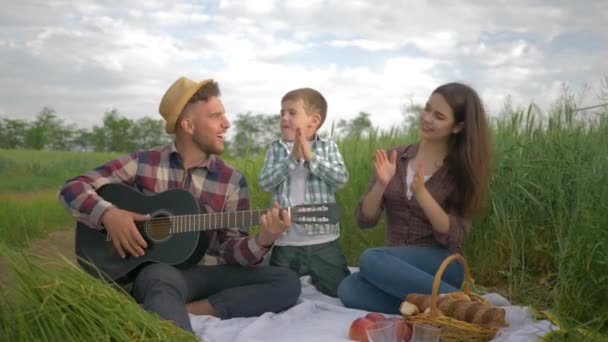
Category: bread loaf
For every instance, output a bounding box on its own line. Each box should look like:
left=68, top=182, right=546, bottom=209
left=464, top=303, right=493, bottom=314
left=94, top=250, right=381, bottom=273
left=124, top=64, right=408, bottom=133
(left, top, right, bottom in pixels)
left=401, top=293, right=507, bottom=327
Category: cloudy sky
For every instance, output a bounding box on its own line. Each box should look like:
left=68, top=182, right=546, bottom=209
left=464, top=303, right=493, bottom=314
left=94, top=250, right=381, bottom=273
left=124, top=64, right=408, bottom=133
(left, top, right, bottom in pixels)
left=1, top=0, right=607, bottom=133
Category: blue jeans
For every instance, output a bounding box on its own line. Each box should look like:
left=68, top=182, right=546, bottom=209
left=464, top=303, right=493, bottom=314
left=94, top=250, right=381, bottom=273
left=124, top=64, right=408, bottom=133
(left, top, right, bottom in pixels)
left=270, top=239, right=350, bottom=297
left=132, top=263, right=301, bottom=331
left=337, top=246, right=464, bottom=314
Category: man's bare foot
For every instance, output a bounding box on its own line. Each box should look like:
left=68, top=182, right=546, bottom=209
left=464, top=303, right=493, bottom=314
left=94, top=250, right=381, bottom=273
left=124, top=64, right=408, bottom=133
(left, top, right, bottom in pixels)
left=187, top=299, right=218, bottom=317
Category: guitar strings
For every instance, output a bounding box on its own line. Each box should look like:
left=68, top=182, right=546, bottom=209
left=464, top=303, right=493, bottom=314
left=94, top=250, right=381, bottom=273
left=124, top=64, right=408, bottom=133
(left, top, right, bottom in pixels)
left=131, top=209, right=268, bottom=233
left=125, top=206, right=329, bottom=233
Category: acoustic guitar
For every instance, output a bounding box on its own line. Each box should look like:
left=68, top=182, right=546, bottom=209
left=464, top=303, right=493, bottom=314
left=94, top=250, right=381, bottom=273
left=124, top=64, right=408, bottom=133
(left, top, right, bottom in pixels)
left=75, top=183, right=341, bottom=284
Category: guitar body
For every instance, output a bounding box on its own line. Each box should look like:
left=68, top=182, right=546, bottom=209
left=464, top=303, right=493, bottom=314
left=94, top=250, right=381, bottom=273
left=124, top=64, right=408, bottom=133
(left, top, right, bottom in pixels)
left=75, top=183, right=208, bottom=285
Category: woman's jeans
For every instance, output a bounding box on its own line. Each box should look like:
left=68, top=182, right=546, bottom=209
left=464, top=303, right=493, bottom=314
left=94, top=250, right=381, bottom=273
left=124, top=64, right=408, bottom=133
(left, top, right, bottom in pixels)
left=337, top=245, right=464, bottom=314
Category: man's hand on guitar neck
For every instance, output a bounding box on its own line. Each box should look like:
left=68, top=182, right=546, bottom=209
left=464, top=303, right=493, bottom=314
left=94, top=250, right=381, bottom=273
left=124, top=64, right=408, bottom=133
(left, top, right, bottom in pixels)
left=101, top=207, right=149, bottom=258
left=257, top=203, right=291, bottom=248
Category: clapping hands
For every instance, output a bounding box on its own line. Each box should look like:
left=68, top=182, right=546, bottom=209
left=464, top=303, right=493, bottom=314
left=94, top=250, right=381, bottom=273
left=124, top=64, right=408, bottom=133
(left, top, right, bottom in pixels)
left=374, top=149, right=397, bottom=187
left=291, top=128, right=313, bottom=161
left=410, top=163, right=426, bottom=195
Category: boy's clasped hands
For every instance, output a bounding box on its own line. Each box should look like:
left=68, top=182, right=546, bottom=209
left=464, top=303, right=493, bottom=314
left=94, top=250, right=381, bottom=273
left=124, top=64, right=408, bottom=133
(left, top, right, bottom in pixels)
left=291, top=128, right=313, bottom=161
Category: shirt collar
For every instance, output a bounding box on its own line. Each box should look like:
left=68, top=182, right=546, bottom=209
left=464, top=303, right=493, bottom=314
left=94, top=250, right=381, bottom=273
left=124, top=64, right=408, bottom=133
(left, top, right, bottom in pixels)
left=401, top=141, right=420, bottom=159
left=167, top=143, right=219, bottom=173
left=279, top=133, right=323, bottom=146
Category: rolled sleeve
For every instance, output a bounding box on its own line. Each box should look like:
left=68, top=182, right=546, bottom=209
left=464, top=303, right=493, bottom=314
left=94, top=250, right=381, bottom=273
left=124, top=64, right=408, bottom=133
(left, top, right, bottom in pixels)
left=89, top=200, right=116, bottom=228
left=258, top=142, right=296, bottom=191
left=219, top=175, right=270, bottom=265
left=354, top=176, right=384, bottom=229
left=57, top=152, right=138, bottom=229
left=433, top=210, right=471, bottom=253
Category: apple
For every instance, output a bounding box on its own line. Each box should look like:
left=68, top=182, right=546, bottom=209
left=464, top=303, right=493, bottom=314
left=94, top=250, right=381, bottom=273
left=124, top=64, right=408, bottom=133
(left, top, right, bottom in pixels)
left=389, top=317, right=412, bottom=342
left=365, top=312, right=387, bottom=322
left=348, top=317, right=375, bottom=342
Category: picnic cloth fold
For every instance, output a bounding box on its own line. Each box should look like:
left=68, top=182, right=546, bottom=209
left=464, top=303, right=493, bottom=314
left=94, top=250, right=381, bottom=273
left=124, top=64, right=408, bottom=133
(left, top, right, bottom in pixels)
left=190, top=269, right=558, bottom=342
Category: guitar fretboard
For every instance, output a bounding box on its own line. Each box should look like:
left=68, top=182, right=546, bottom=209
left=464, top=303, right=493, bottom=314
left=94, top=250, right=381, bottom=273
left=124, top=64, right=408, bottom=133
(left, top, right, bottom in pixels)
left=161, top=209, right=280, bottom=233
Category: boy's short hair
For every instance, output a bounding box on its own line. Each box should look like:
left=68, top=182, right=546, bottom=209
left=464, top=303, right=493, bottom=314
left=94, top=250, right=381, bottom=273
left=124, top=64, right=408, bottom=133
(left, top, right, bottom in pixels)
left=282, top=88, right=327, bottom=129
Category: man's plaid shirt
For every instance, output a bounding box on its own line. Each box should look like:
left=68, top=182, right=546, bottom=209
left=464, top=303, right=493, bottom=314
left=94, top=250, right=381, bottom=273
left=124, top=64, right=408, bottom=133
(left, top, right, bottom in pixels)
left=58, top=143, right=268, bottom=266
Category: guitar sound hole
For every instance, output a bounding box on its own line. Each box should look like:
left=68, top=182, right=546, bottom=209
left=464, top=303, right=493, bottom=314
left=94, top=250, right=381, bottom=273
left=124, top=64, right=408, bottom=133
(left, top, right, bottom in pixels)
left=146, top=214, right=172, bottom=242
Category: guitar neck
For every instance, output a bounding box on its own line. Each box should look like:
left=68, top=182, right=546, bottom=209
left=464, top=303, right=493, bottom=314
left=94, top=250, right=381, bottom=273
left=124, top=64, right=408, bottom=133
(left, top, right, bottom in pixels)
left=166, top=209, right=273, bottom=234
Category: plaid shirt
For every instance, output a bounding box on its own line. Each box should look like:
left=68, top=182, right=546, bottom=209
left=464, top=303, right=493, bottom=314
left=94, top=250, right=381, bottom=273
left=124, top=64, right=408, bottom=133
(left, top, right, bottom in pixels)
left=58, top=143, right=268, bottom=266
left=258, top=135, right=348, bottom=235
left=355, top=142, right=471, bottom=254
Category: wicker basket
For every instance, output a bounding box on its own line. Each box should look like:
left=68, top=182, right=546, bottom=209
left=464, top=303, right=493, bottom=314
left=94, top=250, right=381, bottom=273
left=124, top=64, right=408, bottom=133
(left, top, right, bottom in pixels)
left=403, top=254, right=500, bottom=342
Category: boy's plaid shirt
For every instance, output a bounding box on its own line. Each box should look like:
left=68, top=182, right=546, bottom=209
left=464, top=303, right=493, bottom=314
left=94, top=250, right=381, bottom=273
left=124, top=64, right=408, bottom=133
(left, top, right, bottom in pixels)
left=258, top=135, right=348, bottom=235
left=58, top=143, right=268, bottom=266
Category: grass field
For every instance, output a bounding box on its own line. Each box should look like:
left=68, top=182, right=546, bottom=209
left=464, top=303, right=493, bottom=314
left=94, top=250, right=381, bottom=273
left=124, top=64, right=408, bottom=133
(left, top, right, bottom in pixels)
left=0, top=103, right=607, bottom=340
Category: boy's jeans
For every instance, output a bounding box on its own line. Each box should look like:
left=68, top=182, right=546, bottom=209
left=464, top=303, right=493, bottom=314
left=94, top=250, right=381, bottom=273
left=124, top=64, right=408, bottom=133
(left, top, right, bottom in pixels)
left=270, top=239, right=350, bottom=297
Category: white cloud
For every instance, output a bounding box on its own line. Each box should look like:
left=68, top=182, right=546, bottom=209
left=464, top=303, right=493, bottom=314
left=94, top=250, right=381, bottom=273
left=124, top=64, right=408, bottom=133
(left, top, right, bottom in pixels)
left=329, top=39, right=399, bottom=51
left=0, top=0, right=607, bottom=133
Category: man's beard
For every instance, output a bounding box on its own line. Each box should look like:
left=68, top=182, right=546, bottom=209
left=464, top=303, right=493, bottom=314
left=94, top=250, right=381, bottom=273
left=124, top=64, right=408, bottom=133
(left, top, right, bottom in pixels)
left=192, top=133, right=223, bottom=155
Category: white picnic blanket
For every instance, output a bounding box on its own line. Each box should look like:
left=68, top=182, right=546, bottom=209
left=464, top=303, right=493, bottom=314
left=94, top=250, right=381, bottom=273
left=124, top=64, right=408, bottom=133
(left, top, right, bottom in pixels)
left=190, top=269, right=558, bottom=342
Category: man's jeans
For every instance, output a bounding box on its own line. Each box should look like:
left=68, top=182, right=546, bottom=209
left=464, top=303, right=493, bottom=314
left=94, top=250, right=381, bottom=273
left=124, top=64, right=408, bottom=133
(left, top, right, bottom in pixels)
left=132, top=263, right=301, bottom=331
left=337, top=246, right=464, bottom=314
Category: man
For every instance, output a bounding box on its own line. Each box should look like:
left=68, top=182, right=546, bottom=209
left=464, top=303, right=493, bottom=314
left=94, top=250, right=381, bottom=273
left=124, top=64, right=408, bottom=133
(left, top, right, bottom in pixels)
left=58, top=77, right=301, bottom=332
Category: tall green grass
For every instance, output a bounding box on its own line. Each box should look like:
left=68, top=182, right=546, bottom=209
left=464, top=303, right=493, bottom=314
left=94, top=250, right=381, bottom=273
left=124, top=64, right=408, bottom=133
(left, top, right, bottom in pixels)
left=0, top=101, right=606, bottom=338
left=0, top=245, right=197, bottom=341
left=467, top=105, right=608, bottom=331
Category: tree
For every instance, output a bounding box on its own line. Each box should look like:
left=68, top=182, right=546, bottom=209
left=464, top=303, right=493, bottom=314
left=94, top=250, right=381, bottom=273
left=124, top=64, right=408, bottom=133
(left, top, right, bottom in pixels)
left=0, top=118, right=29, bottom=149
left=336, top=112, right=372, bottom=139
left=1, top=109, right=173, bottom=152
left=229, top=112, right=280, bottom=157
left=24, top=107, right=68, bottom=150
left=47, top=124, right=76, bottom=151
left=133, top=117, right=171, bottom=149
left=400, top=100, right=423, bottom=137
left=70, top=128, right=95, bottom=151
left=102, top=109, right=137, bottom=152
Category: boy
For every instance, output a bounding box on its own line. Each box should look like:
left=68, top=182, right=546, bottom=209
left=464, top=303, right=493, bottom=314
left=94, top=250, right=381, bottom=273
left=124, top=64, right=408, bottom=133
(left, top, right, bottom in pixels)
left=258, top=87, right=350, bottom=297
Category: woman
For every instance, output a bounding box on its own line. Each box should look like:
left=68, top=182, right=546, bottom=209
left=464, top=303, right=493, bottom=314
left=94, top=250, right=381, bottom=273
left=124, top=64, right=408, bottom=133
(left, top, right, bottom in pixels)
left=338, top=82, right=493, bottom=314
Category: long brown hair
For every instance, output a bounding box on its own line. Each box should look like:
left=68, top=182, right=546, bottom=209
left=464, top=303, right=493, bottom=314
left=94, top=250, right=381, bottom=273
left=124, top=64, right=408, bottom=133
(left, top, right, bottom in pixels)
left=433, top=82, right=493, bottom=217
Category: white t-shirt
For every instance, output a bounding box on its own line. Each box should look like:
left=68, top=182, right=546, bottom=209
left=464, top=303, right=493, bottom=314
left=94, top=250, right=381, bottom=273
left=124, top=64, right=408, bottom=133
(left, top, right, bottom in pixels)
left=274, top=142, right=339, bottom=246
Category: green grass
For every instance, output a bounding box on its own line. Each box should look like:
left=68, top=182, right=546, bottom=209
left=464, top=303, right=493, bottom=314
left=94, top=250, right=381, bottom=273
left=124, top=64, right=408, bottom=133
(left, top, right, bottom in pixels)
left=0, top=103, right=607, bottom=339
left=0, top=149, right=119, bottom=191
left=0, top=190, right=74, bottom=249
left=0, top=245, right=197, bottom=341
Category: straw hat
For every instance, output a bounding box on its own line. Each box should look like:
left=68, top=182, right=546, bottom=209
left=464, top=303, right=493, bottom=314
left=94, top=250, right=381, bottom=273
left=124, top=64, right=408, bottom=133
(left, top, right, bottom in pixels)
left=159, top=77, right=213, bottom=134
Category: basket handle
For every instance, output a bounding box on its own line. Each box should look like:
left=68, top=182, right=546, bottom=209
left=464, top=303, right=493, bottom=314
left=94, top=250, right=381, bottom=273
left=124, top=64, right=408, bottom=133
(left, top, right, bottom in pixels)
left=428, top=253, right=472, bottom=318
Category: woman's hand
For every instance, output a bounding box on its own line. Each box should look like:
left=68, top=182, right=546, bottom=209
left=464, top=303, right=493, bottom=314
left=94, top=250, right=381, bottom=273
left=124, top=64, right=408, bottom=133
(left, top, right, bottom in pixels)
left=410, top=163, right=426, bottom=195
left=374, top=149, right=397, bottom=187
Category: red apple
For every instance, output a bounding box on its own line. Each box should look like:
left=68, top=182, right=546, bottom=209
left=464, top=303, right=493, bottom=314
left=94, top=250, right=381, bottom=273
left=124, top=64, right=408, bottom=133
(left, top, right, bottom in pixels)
left=389, top=317, right=412, bottom=342
left=365, top=312, right=387, bottom=322
left=348, top=317, right=375, bottom=342
left=403, top=323, right=412, bottom=342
